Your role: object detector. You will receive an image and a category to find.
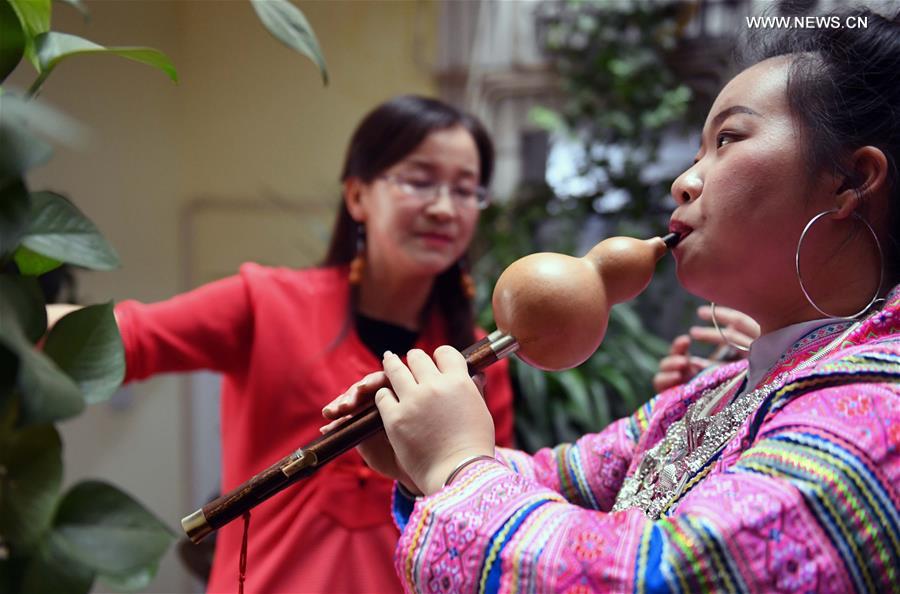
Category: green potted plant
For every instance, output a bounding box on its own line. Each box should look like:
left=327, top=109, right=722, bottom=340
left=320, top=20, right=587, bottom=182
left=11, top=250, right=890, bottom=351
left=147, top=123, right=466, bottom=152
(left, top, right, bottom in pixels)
left=0, top=0, right=326, bottom=591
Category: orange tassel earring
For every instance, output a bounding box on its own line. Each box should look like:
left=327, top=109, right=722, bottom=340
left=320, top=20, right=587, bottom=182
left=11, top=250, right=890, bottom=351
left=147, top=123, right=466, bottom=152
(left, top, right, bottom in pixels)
left=460, top=258, right=476, bottom=300
left=349, top=224, right=366, bottom=286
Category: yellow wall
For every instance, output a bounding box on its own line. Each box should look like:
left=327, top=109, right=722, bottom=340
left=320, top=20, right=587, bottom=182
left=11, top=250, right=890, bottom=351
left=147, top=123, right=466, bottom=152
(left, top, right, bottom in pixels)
left=10, top=1, right=438, bottom=591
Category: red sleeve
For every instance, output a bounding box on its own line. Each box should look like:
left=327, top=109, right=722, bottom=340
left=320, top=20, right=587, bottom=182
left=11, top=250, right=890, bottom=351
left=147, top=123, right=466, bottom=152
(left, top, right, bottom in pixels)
left=115, top=274, right=253, bottom=382
left=484, top=355, right=515, bottom=448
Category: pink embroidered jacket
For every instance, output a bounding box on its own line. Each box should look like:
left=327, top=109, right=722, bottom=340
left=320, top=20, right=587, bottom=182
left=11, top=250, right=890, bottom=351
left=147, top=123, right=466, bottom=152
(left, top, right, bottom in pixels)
left=392, top=287, right=900, bottom=593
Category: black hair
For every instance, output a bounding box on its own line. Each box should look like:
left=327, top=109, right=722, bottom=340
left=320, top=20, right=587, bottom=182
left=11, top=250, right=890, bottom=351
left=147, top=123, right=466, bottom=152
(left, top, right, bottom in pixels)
left=743, top=5, right=900, bottom=283
left=322, top=95, right=495, bottom=349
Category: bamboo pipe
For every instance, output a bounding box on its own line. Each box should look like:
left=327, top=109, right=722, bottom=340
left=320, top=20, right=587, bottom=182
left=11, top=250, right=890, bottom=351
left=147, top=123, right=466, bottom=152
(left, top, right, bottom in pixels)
left=180, top=330, right=518, bottom=543
left=181, top=232, right=680, bottom=543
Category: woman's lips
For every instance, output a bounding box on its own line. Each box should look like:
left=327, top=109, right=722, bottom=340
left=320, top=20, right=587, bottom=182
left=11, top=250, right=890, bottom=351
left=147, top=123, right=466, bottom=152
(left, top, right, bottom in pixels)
left=417, top=232, right=454, bottom=246
left=668, top=221, right=693, bottom=240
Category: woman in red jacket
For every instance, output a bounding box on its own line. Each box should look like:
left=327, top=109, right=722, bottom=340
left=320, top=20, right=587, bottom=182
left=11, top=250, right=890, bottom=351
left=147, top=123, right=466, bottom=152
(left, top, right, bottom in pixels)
left=92, top=96, right=514, bottom=593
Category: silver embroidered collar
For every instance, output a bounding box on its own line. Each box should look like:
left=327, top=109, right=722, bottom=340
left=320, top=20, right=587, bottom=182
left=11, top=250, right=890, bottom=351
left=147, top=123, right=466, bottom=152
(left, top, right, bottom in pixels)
left=612, top=318, right=862, bottom=519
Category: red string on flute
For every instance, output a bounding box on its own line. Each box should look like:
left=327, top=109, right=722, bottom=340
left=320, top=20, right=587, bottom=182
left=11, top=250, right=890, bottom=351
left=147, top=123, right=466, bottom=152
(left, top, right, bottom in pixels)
left=238, top=511, right=251, bottom=594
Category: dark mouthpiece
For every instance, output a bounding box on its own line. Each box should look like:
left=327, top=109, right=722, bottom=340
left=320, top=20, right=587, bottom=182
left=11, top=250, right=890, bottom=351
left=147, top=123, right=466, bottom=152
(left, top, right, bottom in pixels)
left=661, top=232, right=681, bottom=249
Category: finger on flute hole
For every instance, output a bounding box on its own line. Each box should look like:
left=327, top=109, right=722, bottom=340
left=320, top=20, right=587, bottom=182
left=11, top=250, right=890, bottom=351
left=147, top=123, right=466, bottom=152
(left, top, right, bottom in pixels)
left=319, top=414, right=353, bottom=434
left=321, top=394, right=348, bottom=419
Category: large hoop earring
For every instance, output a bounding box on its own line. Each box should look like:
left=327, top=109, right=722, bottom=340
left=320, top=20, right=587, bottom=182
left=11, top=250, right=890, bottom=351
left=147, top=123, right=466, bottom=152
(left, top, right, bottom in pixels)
left=349, top=224, right=366, bottom=286
left=795, top=209, right=883, bottom=319
left=710, top=302, right=751, bottom=353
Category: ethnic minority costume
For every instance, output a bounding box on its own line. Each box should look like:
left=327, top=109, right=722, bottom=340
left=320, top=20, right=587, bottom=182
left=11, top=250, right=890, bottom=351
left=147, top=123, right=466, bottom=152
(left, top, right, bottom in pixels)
left=393, top=285, right=900, bottom=593
left=116, top=264, right=514, bottom=594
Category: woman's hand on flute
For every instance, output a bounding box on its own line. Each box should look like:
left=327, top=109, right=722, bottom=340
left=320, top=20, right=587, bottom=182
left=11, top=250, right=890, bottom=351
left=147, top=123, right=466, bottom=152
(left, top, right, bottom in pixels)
left=374, top=347, right=495, bottom=496
left=321, top=371, right=421, bottom=495
left=322, top=370, right=388, bottom=422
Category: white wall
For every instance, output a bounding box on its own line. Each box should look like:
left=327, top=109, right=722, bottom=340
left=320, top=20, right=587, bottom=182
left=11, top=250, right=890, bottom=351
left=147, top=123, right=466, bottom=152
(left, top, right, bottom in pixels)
left=9, top=1, right=438, bottom=591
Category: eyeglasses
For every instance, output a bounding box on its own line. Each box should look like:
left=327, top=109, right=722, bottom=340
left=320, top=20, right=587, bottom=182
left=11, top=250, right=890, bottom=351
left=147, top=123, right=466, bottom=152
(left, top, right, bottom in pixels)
left=380, top=174, right=490, bottom=210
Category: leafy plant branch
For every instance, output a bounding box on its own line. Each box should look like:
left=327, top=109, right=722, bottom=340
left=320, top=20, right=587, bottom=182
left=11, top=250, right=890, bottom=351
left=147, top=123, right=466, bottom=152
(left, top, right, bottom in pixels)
left=0, top=0, right=328, bottom=591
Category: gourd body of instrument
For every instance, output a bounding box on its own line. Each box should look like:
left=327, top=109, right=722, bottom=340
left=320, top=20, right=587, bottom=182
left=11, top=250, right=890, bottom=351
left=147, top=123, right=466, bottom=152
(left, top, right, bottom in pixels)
left=493, top=236, right=670, bottom=370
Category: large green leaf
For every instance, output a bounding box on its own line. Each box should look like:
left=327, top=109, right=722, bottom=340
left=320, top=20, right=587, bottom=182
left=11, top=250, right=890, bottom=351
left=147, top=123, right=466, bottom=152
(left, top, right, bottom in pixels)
left=250, top=0, right=328, bottom=85
left=29, top=32, right=178, bottom=96
left=0, top=96, right=55, bottom=250
left=0, top=179, right=31, bottom=260
left=0, top=274, right=81, bottom=425
left=50, top=481, right=175, bottom=579
left=0, top=91, right=86, bottom=152
left=7, top=0, right=50, bottom=71
left=0, top=274, right=47, bottom=343
left=17, top=192, right=120, bottom=271
left=0, top=94, right=54, bottom=186
left=13, top=244, right=63, bottom=276
left=0, top=424, right=63, bottom=552
left=42, top=302, right=124, bottom=404
left=7, top=0, right=50, bottom=41
left=97, top=561, right=158, bottom=593
left=0, top=275, right=84, bottom=425
left=19, top=533, right=94, bottom=594
left=0, top=309, right=83, bottom=425
left=0, top=0, right=26, bottom=82
left=13, top=338, right=85, bottom=425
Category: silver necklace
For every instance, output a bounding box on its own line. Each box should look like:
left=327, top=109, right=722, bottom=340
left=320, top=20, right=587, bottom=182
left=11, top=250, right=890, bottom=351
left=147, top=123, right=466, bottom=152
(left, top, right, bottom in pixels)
left=612, top=319, right=862, bottom=519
